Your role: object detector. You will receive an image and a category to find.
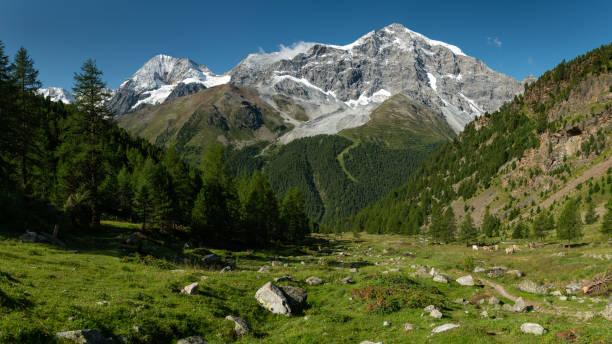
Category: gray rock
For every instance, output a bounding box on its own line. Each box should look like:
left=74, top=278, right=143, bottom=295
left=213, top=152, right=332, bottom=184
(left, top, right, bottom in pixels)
left=430, top=309, right=443, bottom=318
left=350, top=268, right=358, bottom=272
left=506, top=270, right=523, bottom=278
left=383, top=321, right=391, bottom=326
left=96, top=301, right=110, bottom=306
left=520, top=323, right=546, bottom=335
left=404, top=323, right=416, bottom=331
left=56, top=329, right=111, bottom=344
left=202, top=254, right=218, bottom=264
left=181, top=282, right=199, bottom=295
left=258, top=265, right=271, bottom=273
left=512, top=297, right=532, bottom=312
left=220, top=266, right=232, bottom=273
left=559, top=296, right=567, bottom=301
left=360, top=341, right=382, bottom=344
left=550, top=290, right=562, bottom=296
left=225, top=315, right=252, bottom=337
left=20, top=231, right=66, bottom=247
left=601, top=296, right=612, bottom=320
left=278, top=285, right=308, bottom=313
left=306, top=276, right=323, bottom=285
left=177, top=337, right=208, bottom=344
left=424, top=305, right=438, bottom=313
left=429, top=268, right=440, bottom=277
left=480, top=310, right=489, bottom=318
left=565, top=281, right=582, bottom=295
left=433, top=275, right=448, bottom=283
left=456, top=275, right=475, bottom=286
left=255, top=282, right=292, bottom=316
left=431, top=323, right=460, bottom=334
left=473, top=267, right=486, bottom=273
left=274, top=275, right=295, bottom=282
left=454, top=298, right=468, bottom=305
left=487, top=266, right=507, bottom=278
left=517, top=280, right=548, bottom=294
left=502, top=304, right=513, bottom=311
left=488, top=296, right=500, bottom=305
left=341, top=276, right=354, bottom=284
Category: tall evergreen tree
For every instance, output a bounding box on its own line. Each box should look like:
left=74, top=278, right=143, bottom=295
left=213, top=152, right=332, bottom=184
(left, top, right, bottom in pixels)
left=512, top=220, right=528, bottom=239
left=244, top=171, right=280, bottom=244
left=133, top=158, right=155, bottom=230
left=10, top=47, right=41, bottom=192
left=557, top=198, right=583, bottom=245
left=116, top=166, right=133, bottom=220
left=584, top=201, right=599, bottom=224
left=442, top=207, right=456, bottom=243
left=0, top=41, right=14, bottom=182
left=429, top=205, right=444, bottom=242
left=280, top=187, right=309, bottom=242
left=532, top=208, right=555, bottom=240
left=482, top=207, right=500, bottom=237
left=459, top=212, right=478, bottom=245
left=70, top=59, right=112, bottom=227
left=600, top=198, right=612, bottom=236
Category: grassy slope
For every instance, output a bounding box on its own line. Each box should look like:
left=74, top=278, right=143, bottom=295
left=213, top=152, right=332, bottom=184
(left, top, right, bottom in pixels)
left=1, top=222, right=609, bottom=343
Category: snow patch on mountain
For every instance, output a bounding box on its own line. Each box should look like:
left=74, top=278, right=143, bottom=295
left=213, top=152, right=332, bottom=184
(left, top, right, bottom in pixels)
left=38, top=87, right=74, bottom=104
left=427, top=72, right=437, bottom=91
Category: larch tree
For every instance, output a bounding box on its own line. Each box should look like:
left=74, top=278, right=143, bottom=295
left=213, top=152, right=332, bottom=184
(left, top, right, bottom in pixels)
left=557, top=199, right=583, bottom=246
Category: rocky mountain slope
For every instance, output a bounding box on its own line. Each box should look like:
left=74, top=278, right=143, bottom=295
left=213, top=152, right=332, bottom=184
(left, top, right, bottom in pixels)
left=109, top=54, right=230, bottom=115
left=344, top=43, right=612, bottom=234
left=117, top=84, right=289, bottom=164
left=231, top=23, right=522, bottom=143
left=38, top=87, right=74, bottom=104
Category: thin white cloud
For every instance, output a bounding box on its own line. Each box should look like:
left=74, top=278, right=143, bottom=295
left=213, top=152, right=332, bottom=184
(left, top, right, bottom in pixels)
left=487, top=37, right=502, bottom=48
left=248, top=42, right=315, bottom=65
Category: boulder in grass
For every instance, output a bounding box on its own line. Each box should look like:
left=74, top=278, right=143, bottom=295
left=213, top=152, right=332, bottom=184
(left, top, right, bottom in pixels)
left=430, top=309, right=443, bottom=318
left=255, top=282, right=292, bottom=316
left=517, top=280, right=548, bottom=294
left=56, top=329, right=111, bottom=344
left=456, top=275, right=475, bottom=286
left=520, top=323, right=546, bottom=335
left=278, top=285, right=308, bottom=313
left=177, top=337, right=208, bottom=344
left=431, top=323, right=460, bottom=334
left=181, top=282, right=199, bottom=295
left=433, top=275, right=447, bottom=283
left=305, top=276, right=323, bottom=285
left=225, top=315, right=252, bottom=337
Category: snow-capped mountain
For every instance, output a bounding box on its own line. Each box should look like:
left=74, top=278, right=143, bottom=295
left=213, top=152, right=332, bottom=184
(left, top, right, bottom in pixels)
left=230, top=23, right=522, bottom=143
left=38, top=87, right=74, bottom=104
left=108, top=54, right=230, bottom=115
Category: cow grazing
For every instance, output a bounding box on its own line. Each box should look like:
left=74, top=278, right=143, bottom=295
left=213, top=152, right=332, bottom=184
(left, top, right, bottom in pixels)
left=472, top=245, right=479, bottom=251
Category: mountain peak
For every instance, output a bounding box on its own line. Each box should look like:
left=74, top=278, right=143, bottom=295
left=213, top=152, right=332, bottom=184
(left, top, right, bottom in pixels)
left=38, top=87, right=74, bottom=104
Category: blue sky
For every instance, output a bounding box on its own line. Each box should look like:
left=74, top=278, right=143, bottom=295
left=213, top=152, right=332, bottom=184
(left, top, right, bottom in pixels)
left=1, top=0, right=611, bottom=90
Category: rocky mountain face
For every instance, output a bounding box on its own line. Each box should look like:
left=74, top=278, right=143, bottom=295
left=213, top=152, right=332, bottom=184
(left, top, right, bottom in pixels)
left=38, top=87, right=74, bottom=104
left=108, top=54, right=230, bottom=115
left=230, top=23, right=523, bottom=143
left=116, top=84, right=289, bottom=164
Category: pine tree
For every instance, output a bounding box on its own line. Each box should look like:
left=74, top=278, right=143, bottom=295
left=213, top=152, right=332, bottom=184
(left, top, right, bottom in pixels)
left=557, top=199, right=583, bottom=245
left=482, top=207, right=500, bottom=237
left=584, top=201, right=599, bottom=224
left=0, top=41, right=14, bottom=182
left=532, top=208, right=555, bottom=240
left=442, top=207, right=456, bottom=243
left=429, top=205, right=444, bottom=242
left=244, top=171, right=280, bottom=244
left=10, top=47, right=41, bottom=192
left=133, top=158, right=155, bottom=230
left=71, top=59, right=112, bottom=227
left=280, top=187, right=309, bottom=242
left=116, top=166, right=133, bottom=220
left=512, top=220, right=528, bottom=239
left=459, top=212, right=478, bottom=245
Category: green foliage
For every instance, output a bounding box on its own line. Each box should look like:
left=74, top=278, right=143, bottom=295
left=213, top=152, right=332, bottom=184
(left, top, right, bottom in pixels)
left=532, top=208, right=555, bottom=240
left=601, top=199, right=612, bottom=235
left=511, top=221, right=528, bottom=239
left=557, top=198, right=583, bottom=244
left=584, top=201, right=599, bottom=224
left=459, top=212, right=478, bottom=245
left=482, top=207, right=500, bottom=237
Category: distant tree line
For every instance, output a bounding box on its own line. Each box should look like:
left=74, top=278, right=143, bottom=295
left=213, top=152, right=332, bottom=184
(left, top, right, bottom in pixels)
left=0, top=41, right=309, bottom=247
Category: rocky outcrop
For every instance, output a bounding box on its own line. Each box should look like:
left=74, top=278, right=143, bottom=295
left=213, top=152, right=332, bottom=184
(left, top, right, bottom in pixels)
left=520, top=323, right=546, bottom=335
left=225, top=315, right=252, bottom=337
left=55, top=329, right=111, bottom=343
left=431, top=323, right=460, bottom=333
left=255, top=282, right=307, bottom=316
left=456, top=275, right=475, bottom=286
left=517, top=280, right=548, bottom=294
left=177, top=337, right=208, bottom=344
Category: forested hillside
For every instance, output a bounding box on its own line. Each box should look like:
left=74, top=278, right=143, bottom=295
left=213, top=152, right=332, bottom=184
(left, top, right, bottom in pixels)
left=0, top=41, right=310, bottom=247
left=339, top=43, right=612, bottom=238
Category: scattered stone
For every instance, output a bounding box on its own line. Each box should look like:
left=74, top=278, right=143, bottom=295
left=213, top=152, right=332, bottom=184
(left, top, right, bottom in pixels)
left=456, top=275, right=475, bottom=286
left=429, top=267, right=439, bottom=277
left=502, top=304, right=513, bottom=311
left=575, top=311, right=595, bottom=321
left=202, top=254, right=218, bottom=264
left=350, top=268, right=358, bottom=272
left=559, top=296, right=567, bottom=301
left=225, top=315, right=252, bottom=337
left=506, top=270, right=523, bottom=278
left=550, top=290, right=562, bottom=296
left=433, top=275, right=448, bottom=283
left=383, top=321, right=391, bottom=326
left=520, top=323, right=546, bottom=335
left=404, top=323, right=416, bottom=331
left=431, top=323, right=460, bottom=334
left=360, top=341, right=382, bottom=344
left=512, top=297, right=532, bottom=312
left=478, top=299, right=485, bottom=305
left=306, top=276, right=323, bottom=285
left=258, top=265, right=270, bottom=273
left=68, top=316, right=75, bottom=322
left=601, top=296, right=612, bottom=320
left=454, top=298, right=468, bottom=305
left=177, top=337, right=208, bottom=344
left=278, top=285, right=308, bottom=313
left=404, top=251, right=415, bottom=257
left=473, top=267, right=486, bottom=273
left=56, top=329, right=111, bottom=344
left=171, top=269, right=186, bottom=274
left=300, top=261, right=305, bottom=265
left=200, top=276, right=209, bottom=280
left=487, top=266, right=507, bottom=278
left=181, top=282, right=199, bottom=295
left=341, top=276, right=354, bottom=284
left=220, top=266, right=232, bottom=273
left=274, top=275, right=295, bottom=282
left=517, top=280, right=548, bottom=294
left=565, top=281, right=582, bottom=295
left=550, top=252, right=565, bottom=257
left=430, top=309, right=443, bottom=318
left=488, top=296, right=500, bottom=305
left=480, top=310, right=489, bottom=318
left=96, top=301, right=110, bottom=306
left=424, top=305, right=438, bottom=313
left=388, top=268, right=401, bottom=272
left=255, top=282, right=292, bottom=316
left=271, top=260, right=283, bottom=266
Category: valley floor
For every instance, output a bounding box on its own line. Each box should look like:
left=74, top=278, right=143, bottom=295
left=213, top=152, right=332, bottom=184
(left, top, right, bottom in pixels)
left=0, top=223, right=610, bottom=343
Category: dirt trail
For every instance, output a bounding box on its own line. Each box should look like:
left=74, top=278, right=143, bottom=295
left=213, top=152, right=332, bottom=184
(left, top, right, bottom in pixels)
left=540, top=156, right=612, bottom=209
left=478, top=277, right=520, bottom=303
